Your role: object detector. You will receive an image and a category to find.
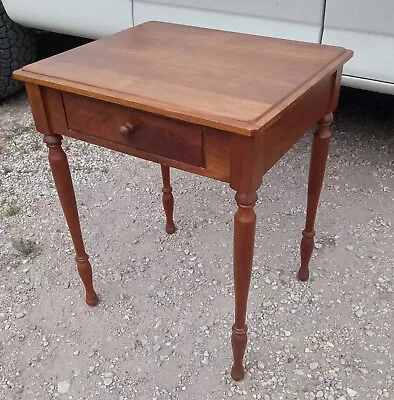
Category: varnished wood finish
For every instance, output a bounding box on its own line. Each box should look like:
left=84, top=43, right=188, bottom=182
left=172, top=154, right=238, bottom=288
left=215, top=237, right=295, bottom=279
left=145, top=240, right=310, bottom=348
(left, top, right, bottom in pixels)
left=43, top=134, right=98, bottom=306
left=298, top=113, right=333, bottom=281
left=261, top=74, right=334, bottom=175
left=14, top=22, right=353, bottom=381
left=161, top=165, right=176, bottom=234
left=62, top=92, right=204, bottom=167
left=14, top=22, right=352, bottom=136
left=231, top=192, right=257, bottom=381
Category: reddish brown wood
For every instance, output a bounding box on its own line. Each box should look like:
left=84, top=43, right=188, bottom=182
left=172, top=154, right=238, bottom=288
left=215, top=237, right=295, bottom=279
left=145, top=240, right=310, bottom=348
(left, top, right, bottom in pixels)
left=62, top=92, right=204, bottom=167
left=203, top=127, right=231, bottom=182
left=14, top=22, right=352, bottom=136
left=231, top=191, right=257, bottom=381
left=329, top=67, right=344, bottom=112
left=15, top=22, right=354, bottom=382
left=43, top=134, right=98, bottom=306
left=161, top=165, right=176, bottom=234
left=260, top=74, right=334, bottom=175
left=298, top=113, right=333, bottom=281
left=25, top=83, right=51, bottom=134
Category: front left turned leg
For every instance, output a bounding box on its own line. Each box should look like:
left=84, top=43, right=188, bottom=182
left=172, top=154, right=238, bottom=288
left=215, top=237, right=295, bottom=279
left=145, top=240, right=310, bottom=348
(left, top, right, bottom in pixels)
left=231, top=191, right=257, bottom=381
left=161, top=165, right=176, bottom=234
left=44, top=134, right=98, bottom=306
left=298, top=113, right=333, bottom=281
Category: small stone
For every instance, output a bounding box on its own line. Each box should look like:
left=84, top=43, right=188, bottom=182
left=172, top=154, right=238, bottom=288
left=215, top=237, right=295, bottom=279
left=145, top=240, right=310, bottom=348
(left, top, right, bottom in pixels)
left=57, top=380, right=70, bottom=394
left=0, top=313, right=6, bottom=322
left=355, top=310, right=363, bottom=318
left=309, top=362, right=319, bottom=370
left=360, top=368, right=368, bottom=375
left=365, top=330, right=374, bottom=337
left=347, top=388, right=358, bottom=397
left=120, top=293, right=126, bottom=300
left=103, top=377, right=113, bottom=386
left=14, top=386, right=23, bottom=394
left=89, top=366, right=95, bottom=372
left=201, top=357, right=209, bottom=365
left=113, top=272, right=122, bottom=282
left=157, top=291, right=166, bottom=298
left=15, top=312, right=25, bottom=319
left=102, top=371, right=113, bottom=386
left=314, top=243, right=322, bottom=249
left=294, top=369, right=305, bottom=376
left=153, top=344, right=161, bottom=352
left=154, top=320, right=162, bottom=328
left=73, top=350, right=79, bottom=355
left=257, top=361, right=265, bottom=370
left=284, top=330, right=291, bottom=337
left=184, top=249, right=190, bottom=255
left=316, top=391, right=323, bottom=398
left=73, top=368, right=81, bottom=377
left=346, top=245, right=354, bottom=251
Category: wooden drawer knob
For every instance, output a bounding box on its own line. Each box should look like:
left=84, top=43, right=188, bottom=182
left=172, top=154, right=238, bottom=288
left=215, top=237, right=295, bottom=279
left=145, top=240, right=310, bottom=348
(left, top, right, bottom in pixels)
left=119, top=122, right=136, bottom=137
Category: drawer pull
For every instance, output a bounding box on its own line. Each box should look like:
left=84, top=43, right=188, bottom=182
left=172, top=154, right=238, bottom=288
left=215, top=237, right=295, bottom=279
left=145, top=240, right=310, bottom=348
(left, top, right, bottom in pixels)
left=119, top=122, right=136, bottom=138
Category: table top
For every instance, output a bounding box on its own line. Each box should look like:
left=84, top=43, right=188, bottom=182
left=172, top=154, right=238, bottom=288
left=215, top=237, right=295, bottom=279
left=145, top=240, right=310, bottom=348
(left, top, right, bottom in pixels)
left=14, top=21, right=352, bottom=136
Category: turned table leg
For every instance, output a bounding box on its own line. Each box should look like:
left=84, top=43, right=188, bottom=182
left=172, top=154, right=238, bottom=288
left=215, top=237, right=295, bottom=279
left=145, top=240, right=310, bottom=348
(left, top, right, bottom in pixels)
left=231, top=191, right=257, bottom=381
left=161, top=165, right=176, bottom=234
left=44, top=134, right=98, bottom=306
left=298, top=113, right=333, bottom=281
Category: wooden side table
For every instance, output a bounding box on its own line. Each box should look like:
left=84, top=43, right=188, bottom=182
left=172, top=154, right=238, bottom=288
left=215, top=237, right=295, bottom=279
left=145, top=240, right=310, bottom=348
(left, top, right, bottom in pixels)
left=14, top=22, right=352, bottom=381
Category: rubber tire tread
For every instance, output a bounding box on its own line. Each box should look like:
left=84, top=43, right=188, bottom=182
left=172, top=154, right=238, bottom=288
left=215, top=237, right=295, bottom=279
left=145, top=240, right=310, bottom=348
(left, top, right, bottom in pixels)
left=0, top=1, right=36, bottom=99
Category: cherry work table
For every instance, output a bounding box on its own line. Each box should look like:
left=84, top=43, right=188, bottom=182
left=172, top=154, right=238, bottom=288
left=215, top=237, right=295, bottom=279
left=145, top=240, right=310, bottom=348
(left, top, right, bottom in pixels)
left=14, top=22, right=352, bottom=381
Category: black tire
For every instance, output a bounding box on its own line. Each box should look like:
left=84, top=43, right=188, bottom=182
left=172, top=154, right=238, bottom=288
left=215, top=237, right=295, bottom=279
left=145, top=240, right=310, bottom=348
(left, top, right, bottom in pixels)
left=0, top=1, right=36, bottom=99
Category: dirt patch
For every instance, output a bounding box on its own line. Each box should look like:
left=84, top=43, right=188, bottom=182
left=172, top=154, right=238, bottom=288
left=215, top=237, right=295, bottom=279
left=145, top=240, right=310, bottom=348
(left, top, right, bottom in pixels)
left=0, top=87, right=393, bottom=400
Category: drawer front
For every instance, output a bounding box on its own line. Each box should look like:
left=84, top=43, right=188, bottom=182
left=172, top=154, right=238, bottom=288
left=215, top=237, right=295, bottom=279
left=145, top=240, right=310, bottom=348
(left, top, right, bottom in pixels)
left=62, top=93, right=204, bottom=167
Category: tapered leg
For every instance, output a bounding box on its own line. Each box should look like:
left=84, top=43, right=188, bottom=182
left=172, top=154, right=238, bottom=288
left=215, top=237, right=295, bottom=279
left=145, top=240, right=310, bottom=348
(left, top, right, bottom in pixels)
left=231, top=191, right=257, bottom=381
left=298, top=113, right=333, bottom=281
left=161, top=165, right=176, bottom=234
left=44, top=134, right=98, bottom=306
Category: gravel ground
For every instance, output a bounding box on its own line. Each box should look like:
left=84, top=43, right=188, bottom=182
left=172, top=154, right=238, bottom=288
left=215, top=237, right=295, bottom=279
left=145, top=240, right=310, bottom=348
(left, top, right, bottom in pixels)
left=0, top=86, right=393, bottom=400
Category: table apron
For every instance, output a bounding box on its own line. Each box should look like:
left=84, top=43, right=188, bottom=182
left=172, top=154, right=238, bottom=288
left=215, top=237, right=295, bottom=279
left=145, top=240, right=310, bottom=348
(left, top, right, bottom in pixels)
left=25, top=83, right=232, bottom=183
left=26, top=69, right=339, bottom=191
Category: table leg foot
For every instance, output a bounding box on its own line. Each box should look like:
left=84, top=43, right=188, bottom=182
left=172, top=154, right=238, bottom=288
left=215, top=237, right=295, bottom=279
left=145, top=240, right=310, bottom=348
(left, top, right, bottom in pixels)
left=231, top=324, right=247, bottom=381
left=298, top=230, right=314, bottom=281
left=298, top=113, right=332, bottom=281
left=44, top=134, right=98, bottom=305
left=161, top=165, right=176, bottom=234
left=76, top=255, right=99, bottom=307
left=165, top=223, right=176, bottom=235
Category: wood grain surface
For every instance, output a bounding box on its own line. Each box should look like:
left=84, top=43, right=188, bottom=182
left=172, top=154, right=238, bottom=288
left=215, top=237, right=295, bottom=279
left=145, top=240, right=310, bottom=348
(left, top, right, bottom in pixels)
left=62, top=92, right=204, bottom=167
left=15, top=21, right=352, bottom=135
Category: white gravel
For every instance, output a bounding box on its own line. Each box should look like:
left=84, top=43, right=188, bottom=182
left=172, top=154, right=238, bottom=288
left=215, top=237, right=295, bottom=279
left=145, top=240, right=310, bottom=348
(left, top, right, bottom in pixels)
left=0, top=88, right=393, bottom=400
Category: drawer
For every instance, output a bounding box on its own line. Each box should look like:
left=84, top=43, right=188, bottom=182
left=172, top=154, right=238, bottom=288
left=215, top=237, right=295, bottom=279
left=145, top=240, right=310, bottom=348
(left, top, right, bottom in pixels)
left=62, top=93, right=204, bottom=167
